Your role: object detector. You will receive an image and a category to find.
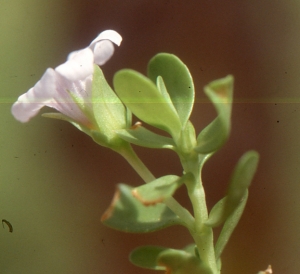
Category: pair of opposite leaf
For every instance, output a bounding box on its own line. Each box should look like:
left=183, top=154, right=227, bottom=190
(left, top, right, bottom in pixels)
left=113, top=53, right=234, bottom=156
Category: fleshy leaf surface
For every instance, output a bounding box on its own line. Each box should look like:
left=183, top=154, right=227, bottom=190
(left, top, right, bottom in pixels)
left=156, top=76, right=178, bottom=115
left=92, top=65, right=127, bottom=142
left=227, top=150, right=259, bottom=201
left=205, top=196, right=228, bottom=228
left=214, top=190, right=248, bottom=259
left=132, top=175, right=182, bottom=206
left=129, top=246, right=167, bottom=270
left=101, top=184, right=183, bottom=233
left=148, top=53, right=195, bottom=127
left=157, top=249, right=213, bottom=274
left=116, top=125, right=175, bottom=149
left=113, top=69, right=182, bottom=140
left=205, top=150, right=259, bottom=227
left=130, top=246, right=212, bottom=274
left=195, top=75, right=233, bottom=154
left=177, top=120, right=197, bottom=154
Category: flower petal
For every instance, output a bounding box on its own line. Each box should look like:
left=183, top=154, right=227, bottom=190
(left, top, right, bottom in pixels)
left=89, top=30, right=122, bottom=47
left=92, top=40, right=115, bottom=66
left=12, top=68, right=92, bottom=127
left=12, top=29, right=122, bottom=126
left=56, top=48, right=94, bottom=81
left=89, top=30, right=122, bottom=66
left=12, top=68, right=57, bottom=122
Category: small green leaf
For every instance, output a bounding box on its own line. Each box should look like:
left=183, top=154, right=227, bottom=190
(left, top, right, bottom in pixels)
left=177, top=120, right=197, bottom=154
left=214, top=190, right=248, bottom=259
left=132, top=175, right=183, bottom=206
left=205, top=151, right=259, bottom=227
left=228, top=150, right=259, bottom=201
left=113, top=69, right=182, bottom=140
left=158, top=249, right=213, bottom=274
left=156, top=76, right=178, bottom=114
left=91, top=65, right=128, bottom=146
left=130, top=245, right=212, bottom=273
left=129, top=246, right=167, bottom=270
left=205, top=196, right=228, bottom=227
left=195, top=75, right=233, bottom=154
left=101, top=184, right=184, bottom=233
left=116, top=125, right=176, bottom=149
left=148, top=53, right=195, bottom=127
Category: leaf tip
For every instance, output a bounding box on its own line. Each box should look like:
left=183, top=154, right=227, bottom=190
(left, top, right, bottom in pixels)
left=101, top=187, right=121, bottom=221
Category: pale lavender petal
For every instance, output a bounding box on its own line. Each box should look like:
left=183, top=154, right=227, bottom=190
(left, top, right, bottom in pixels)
left=89, top=30, right=122, bottom=65
left=12, top=30, right=122, bottom=126
left=12, top=89, right=45, bottom=122
left=12, top=68, right=92, bottom=127
left=89, top=30, right=122, bottom=48
left=56, top=48, right=94, bottom=81
left=48, top=73, right=93, bottom=125
left=92, top=40, right=115, bottom=65
left=12, top=68, right=57, bottom=122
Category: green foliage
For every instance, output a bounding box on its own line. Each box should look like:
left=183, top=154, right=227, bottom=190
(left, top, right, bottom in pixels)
left=102, top=53, right=259, bottom=273
left=177, top=120, right=197, bottom=154
left=101, top=184, right=184, bottom=233
left=195, top=75, right=233, bottom=154
left=132, top=175, right=185, bottom=205
left=116, top=126, right=176, bottom=149
left=214, top=190, right=248, bottom=259
left=205, top=151, right=259, bottom=227
left=129, top=246, right=167, bottom=270
left=130, top=245, right=213, bottom=274
left=148, top=53, right=195, bottom=127
left=113, top=69, right=182, bottom=140
left=158, top=248, right=213, bottom=274
left=91, top=65, right=129, bottom=148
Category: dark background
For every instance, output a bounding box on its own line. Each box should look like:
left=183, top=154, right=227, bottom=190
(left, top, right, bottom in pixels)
left=1, top=1, right=300, bottom=273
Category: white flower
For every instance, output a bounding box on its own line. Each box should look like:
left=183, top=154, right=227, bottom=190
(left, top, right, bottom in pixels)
left=11, top=30, right=122, bottom=129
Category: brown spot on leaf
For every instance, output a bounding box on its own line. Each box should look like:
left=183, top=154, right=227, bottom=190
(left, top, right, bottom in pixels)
left=101, top=187, right=120, bottom=221
left=130, top=121, right=142, bottom=130
left=214, top=86, right=230, bottom=103
left=132, top=189, right=164, bottom=206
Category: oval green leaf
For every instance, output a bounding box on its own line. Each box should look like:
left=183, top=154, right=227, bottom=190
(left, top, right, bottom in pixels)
left=113, top=69, right=182, bottom=140
left=129, top=246, right=167, bottom=270
left=92, top=65, right=127, bottom=142
left=148, top=53, right=195, bottom=127
left=158, top=249, right=212, bottom=274
left=132, top=175, right=182, bottom=206
left=148, top=53, right=195, bottom=126
left=101, top=184, right=184, bottom=233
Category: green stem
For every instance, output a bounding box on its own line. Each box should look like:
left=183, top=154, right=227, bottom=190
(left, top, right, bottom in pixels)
left=117, top=144, right=195, bottom=229
left=181, top=152, right=219, bottom=274
left=118, top=144, right=155, bottom=183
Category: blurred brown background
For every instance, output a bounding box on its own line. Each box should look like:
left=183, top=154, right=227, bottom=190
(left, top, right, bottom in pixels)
left=1, top=0, right=300, bottom=273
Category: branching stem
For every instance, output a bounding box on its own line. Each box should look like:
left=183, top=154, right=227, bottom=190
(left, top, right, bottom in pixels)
left=117, top=144, right=195, bottom=229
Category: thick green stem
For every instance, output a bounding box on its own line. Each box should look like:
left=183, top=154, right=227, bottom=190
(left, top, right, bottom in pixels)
left=117, top=144, right=195, bottom=229
left=181, top=152, right=219, bottom=274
